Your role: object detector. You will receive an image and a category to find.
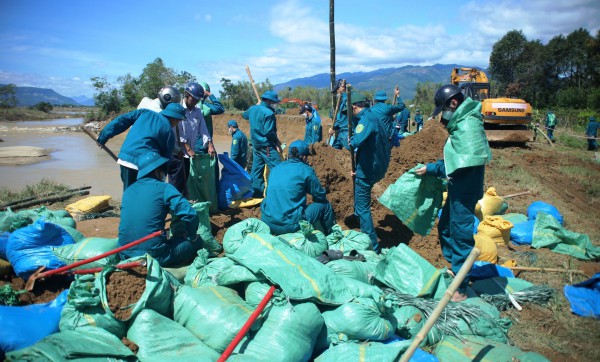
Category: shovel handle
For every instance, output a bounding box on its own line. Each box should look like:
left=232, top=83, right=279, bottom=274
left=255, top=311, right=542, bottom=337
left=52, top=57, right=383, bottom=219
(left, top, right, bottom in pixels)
left=80, top=126, right=119, bottom=161
left=36, top=230, right=162, bottom=279
left=66, top=260, right=147, bottom=275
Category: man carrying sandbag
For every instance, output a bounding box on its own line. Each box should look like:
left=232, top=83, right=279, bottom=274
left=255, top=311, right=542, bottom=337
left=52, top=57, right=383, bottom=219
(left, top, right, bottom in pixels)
left=416, top=84, right=492, bottom=302
left=261, top=140, right=335, bottom=235
left=118, top=152, right=201, bottom=267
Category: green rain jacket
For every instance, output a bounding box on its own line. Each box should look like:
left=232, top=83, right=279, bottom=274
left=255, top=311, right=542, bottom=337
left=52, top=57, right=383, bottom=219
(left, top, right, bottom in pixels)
left=443, top=98, right=492, bottom=176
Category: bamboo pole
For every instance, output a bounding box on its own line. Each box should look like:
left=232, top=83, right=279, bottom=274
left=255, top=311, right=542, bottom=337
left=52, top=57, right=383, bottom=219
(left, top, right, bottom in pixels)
left=508, top=266, right=586, bottom=275
left=80, top=126, right=119, bottom=161
left=503, top=190, right=531, bottom=199
left=1, top=186, right=92, bottom=209
left=245, top=65, right=261, bottom=104
left=399, top=247, right=481, bottom=362
left=8, top=190, right=90, bottom=211
left=329, top=0, right=336, bottom=112
left=534, top=126, right=556, bottom=147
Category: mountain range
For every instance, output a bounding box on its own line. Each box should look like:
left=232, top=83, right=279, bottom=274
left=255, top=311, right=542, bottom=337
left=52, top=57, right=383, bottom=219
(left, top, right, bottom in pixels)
left=273, top=63, right=470, bottom=98
left=2, top=85, right=95, bottom=107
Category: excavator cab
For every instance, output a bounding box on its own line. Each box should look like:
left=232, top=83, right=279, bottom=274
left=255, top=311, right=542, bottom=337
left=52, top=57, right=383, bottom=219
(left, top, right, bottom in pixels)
left=460, top=82, right=490, bottom=102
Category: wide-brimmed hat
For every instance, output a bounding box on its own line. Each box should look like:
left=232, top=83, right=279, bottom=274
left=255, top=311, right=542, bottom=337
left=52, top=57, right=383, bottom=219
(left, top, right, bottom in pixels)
left=589, top=116, right=596, bottom=122
left=261, top=90, right=281, bottom=103
left=374, top=91, right=388, bottom=101
left=227, top=120, right=238, bottom=128
left=289, top=140, right=310, bottom=157
left=160, top=103, right=186, bottom=120
left=137, top=152, right=170, bottom=180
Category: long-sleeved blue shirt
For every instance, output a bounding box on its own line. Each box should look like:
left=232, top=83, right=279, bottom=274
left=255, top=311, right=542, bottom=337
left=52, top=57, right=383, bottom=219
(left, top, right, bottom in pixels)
left=304, top=110, right=323, bottom=145
left=351, top=108, right=391, bottom=183
left=586, top=120, right=599, bottom=137
left=261, top=158, right=327, bottom=233
left=195, top=95, right=225, bottom=152
left=97, top=109, right=176, bottom=169
left=230, top=129, right=248, bottom=168
left=118, top=177, right=199, bottom=261
left=242, top=101, right=280, bottom=147
left=370, top=99, right=404, bottom=139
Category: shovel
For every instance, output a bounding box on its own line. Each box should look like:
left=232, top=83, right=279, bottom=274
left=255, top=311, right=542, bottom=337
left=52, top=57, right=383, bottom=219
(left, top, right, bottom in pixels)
left=25, top=230, right=162, bottom=291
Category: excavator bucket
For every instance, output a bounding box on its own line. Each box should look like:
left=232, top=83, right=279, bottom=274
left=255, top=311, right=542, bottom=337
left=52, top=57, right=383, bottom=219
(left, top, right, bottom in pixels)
left=485, top=129, right=533, bottom=143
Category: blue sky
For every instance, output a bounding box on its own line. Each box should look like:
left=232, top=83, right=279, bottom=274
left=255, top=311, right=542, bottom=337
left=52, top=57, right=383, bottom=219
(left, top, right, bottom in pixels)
left=0, top=0, right=598, bottom=98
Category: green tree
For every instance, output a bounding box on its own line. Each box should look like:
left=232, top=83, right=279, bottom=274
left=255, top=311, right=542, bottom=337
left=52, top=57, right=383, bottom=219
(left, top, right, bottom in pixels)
left=412, top=81, right=440, bottom=116
left=489, top=30, right=528, bottom=95
left=0, top=84, right=18, bottom=108
left=30, top=102, right=53, bottom=113
left=118, top=73, right=140, bottom=108
left=91, top=76, right=122, bottom=117
left=137, top=58, right=179, bottom=99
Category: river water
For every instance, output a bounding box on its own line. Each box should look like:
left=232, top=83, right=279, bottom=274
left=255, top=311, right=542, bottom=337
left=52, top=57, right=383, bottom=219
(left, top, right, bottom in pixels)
left=0, top=117, right=230, bottom=200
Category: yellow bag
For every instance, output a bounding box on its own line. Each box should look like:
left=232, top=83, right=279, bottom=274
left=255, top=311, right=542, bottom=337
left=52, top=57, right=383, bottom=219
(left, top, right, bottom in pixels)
left=477, top=215, right=513, bottom=245
left=475, top=187, right=504, bottom=220
left=474, top=234, right=498, bottom=263
left=65, top=195, right=111, bottom=216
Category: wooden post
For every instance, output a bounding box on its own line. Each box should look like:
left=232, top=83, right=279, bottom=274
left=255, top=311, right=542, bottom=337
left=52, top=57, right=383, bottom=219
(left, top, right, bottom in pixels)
left=329, top=0, right=336, bottom=112
left=245, top=65, right=261, bottom=104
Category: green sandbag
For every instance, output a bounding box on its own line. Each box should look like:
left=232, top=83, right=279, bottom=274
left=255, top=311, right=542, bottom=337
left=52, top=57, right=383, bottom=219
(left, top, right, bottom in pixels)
left=315, top=340, right=411, bottom=362
left=325, top=224, right=372, bottom=252
left=24, top=206, right=77, bottom=229
left=223, top=218, right=270, bottom=254
left=244, top=281, right=287, bottom=306
left=378, top=164, right=445, bottom=236
left=59, top=274, right=127, bottom=338
left=98, top=255, right=174, bottom=323
left=184, top=250, right=262, bottom=288
left=326, top=259, right=371, bottom=283
left=5, top=326, right=136, bottom=361
left=321, top=297, right=397, bottom=343
left=434, top=335, right=550, bottom=362
left=341, top=276, right=384, bottom=300
left=502, top=212, right=528, bottom=225
left=52, top=237, right=119, bottom=269
left=228, top=232, right=354, bottom=305
left=187, top=153, right=218, bottom=214
left=374, top=244, right=447, bottom=299
left=173, top=285, right=255, bottom=353
left=235, top=301, right=324, bottom=361
left=127, top=309, right=219, bottom=362
left=532, top=211, right=600, bottom=260
left=190, top=201, right=222, bottom=255
left=0, top=208, right=32, bottom=232
left=55, top=223, right=85, bottom=242
left=393, top=297, right=511, bottom=346
left=278, top=220, right=328, bottom=258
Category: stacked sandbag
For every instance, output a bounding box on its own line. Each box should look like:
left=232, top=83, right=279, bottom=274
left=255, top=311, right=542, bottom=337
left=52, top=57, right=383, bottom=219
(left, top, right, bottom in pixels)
left=477, top=215, right=513, bottom=245
left=52, top=237, right=119, bottom=270
left=474, top=233, right=498, bottom=263
left=434, top=335, right=550, bottom=361
left=222, top=217, right=270, bottom=253
left=475, top=187, right=504, bottom=220
left=184, top=249, right=263, bottom=290
left=326, top=224, right=373, bottom=253
left=278, top=220, right=328, bottom=258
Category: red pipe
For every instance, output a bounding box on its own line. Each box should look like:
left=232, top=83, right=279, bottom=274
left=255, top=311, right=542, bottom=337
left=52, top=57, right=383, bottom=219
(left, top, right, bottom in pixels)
left=36, top=230, right=162, bottom=279
left=67, top=260, right=147, bottom=275
left=218, top=285, right=276, bottom=361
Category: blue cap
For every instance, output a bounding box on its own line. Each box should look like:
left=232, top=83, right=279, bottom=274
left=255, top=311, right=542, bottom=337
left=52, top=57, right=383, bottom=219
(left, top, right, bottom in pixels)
left=374, top=91, right=388, bottom=101
left=227, top=120, right=238, bottom=128
left=261, top=90, right=280, bottom=103
left=160, top=103, right=186, bottom=120
left=590, top=116, right=597, bottom=122
left=137, top=152, right=169, bottom=179
left=289, top=140, right=310, bottom=157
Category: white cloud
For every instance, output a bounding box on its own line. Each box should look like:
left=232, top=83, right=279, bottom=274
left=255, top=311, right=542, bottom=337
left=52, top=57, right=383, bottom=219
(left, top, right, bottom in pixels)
left=205, top=14, right=212, bottom=22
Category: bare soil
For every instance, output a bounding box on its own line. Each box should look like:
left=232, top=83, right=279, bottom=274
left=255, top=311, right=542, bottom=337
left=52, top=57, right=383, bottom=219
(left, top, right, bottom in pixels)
left=2, top=112, right=599, bottom=361
left=105, top=265, right=147, bottom=320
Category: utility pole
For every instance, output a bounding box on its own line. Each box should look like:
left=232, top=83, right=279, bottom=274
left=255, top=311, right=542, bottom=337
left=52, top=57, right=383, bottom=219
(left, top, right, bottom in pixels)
left=329, top=0, right=336, bottom=113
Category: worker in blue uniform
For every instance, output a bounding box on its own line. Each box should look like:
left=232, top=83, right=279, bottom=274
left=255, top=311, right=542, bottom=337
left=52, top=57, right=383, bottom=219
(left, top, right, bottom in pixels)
left=395, top=95, right=410, bottom=134
left=228, top=120, right=248, bottom=169
left=261, top=140, right=335, bottom=236
left=416, top=84, right=492, bottom=302
left=370, top=89, right=403, bottom=143
left=348, top=93, right=391, bottom=252
left=242, top=90, right=283, bottom=198
left=414, top=109, right=424, bottom=132
left=97, top=103, right=186, bottom=190
left=585, top=116, right=598, bottom=151
left=301, top=103, right=323, bottom=145
left=118, top=152, right=201, bottom=267
left=330, top=80, right=354, bottom=150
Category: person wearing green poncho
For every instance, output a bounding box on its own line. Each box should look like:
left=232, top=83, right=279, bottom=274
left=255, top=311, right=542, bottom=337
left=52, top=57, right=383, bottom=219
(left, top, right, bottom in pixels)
left=545, top=110, right=557, bottom=141
left=416, top=84, right=492, bottom=302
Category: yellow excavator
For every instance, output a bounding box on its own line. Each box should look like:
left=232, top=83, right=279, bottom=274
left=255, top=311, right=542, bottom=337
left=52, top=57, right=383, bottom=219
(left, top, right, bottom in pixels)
left=450, top=67, right=533, bottom=142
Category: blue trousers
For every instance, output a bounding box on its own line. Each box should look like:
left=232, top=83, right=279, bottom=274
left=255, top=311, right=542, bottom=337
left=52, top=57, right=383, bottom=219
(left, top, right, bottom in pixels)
left=304, top=202, right=336, bottom=235
left=119, top=165, right=138, bottom=191
left=547, top=126, right=555, bottom=141
left=437, top=166, right=483, bottom=290
left=250, top=145, right=281, bottom=197
left=416, top=122, right=423, bottom=132
left=167, top=154, right=190, bottom=198
left=333, top=129, right=350, bottom=150
left=354, top=176, right=379, bottom=251
left=121, top=235, right=202, bottom=268
left=587, top=139, right=598, bottom=151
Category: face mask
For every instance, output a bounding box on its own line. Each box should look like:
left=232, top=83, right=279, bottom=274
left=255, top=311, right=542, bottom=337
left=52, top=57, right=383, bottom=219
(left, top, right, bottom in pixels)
left=228, top=128, right=234, bottom=135
left=441, top=110, right=455, bottom=125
